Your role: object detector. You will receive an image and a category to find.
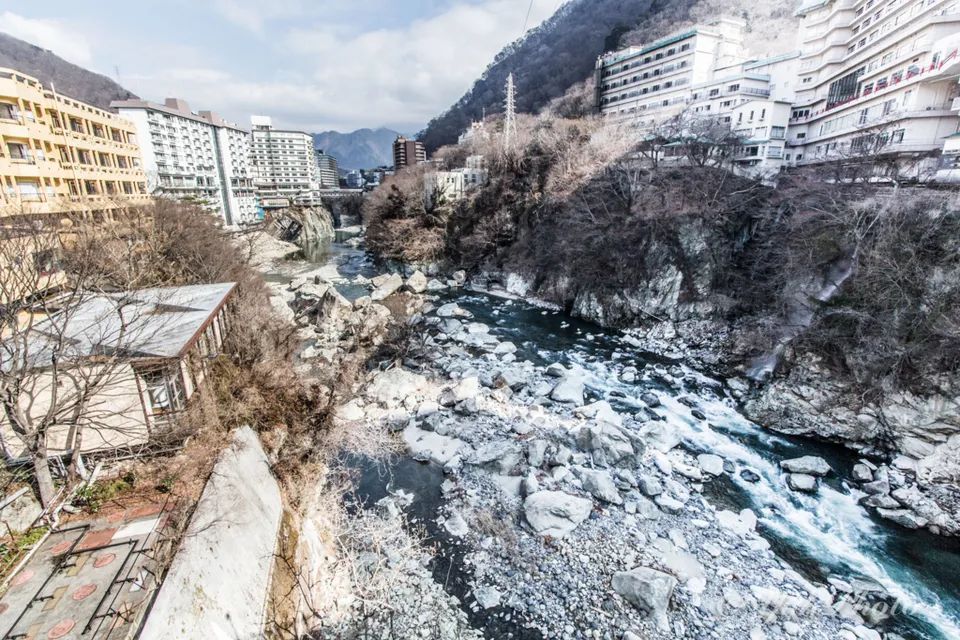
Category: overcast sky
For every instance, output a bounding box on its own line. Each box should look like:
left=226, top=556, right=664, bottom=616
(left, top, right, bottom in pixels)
left=1, top=0, right=566, bottom=134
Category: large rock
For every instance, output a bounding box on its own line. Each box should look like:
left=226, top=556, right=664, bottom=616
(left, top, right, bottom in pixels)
left=852, top=464, right=874, bottom=483
left=366, top=368, right=427, bottom=408
left=453, top=377, right=480, bottom=403
left=577, top=422, right=637, bottom=467
left=437, top=303, right=472, bottom=318
left=780, top=456, right=832, bottom=477
left=468, top=441, right=523, bottom=474
left=639, top=421, right=681, bottom=453
left=494, top=369, right=527, bottom=391
left=580, top=469, right=623, bottom=504
left=697, top=454, right=725, bottom=476
left=317, top=287, right=351, bottom=323
left=370, top=273, right=404, bottom=301
left=611, top=567, right=678, bottom=632
left=551, top=377, right=585, bottom=406
left=787, top=473, right=819, bottom=493
left=406, top=270, right=428, bottom=293
left=524, top=491, right=593, bottom=538
left=575, top=401, right=622, bottom=427
left=1, top=493, right=42, bottom=533
left=877, top=508, right=929, bottom=530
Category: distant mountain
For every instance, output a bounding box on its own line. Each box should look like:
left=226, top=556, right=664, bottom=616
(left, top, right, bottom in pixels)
left=0, top=32, right=137, bottom=111
left=311, top=128, right=401, bottom=170
left=419, top=0, right=800, bottom=152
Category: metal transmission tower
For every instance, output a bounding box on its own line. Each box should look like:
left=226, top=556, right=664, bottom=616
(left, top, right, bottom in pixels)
left=503, top=73, right=517, bottom=153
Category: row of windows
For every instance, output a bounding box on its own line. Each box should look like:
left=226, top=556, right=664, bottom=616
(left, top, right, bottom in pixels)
left=601, top=61, right=690, bottom=91
left=601, top=42, right=693, bottom=78
left=600, top=77, right=690, bottom=105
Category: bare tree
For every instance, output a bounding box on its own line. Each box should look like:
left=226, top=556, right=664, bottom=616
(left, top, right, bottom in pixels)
left=0, top=214, right=176, bottom=506
left=807, top=117, right=940, bottom=187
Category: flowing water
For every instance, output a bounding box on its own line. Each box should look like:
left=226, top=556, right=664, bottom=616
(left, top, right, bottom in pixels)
left=285, top=238, right=960, bottom=640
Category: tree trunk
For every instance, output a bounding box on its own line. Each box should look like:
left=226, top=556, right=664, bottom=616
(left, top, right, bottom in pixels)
left=33, top=447, right=56, bottom=508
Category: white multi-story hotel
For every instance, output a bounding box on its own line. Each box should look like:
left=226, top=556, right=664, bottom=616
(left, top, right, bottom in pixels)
left=595, top=20, right=799, bottom=174
left=596, top=4, right=960, bottom=180
left=249, top=116, right=319, bottom=209
left=596, top=19, right=750, bottom=124
left=112, top=98, right=260, bottom=226
left=786, top=0, right=960, bottom=176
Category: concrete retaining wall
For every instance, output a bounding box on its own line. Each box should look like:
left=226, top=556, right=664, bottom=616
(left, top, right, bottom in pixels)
left=140, top=426, right=282, bottom=639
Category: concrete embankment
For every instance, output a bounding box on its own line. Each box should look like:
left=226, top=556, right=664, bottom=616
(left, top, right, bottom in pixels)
left=140, top=426, right=282, bottom=639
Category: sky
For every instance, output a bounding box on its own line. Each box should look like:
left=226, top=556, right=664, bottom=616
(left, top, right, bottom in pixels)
left=0, top=0, right=567, bottom=134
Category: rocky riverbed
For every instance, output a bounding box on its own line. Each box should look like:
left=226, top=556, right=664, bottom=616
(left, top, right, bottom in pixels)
left=258, top=238, right=959, bottom=640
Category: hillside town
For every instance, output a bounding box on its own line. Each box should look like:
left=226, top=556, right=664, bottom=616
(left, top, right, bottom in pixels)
left=0, top=0, right=958, bottom=639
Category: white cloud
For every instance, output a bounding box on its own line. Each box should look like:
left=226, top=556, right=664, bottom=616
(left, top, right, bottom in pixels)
left=131, top=0, right=566, bottom=132
left=212, top=0, right=312, bottom=34
left=0, top=11, right=94, bottom=68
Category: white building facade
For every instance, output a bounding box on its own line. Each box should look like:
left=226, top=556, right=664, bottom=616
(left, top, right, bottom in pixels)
left=597, top=6, right=960, bottom=181
left=249, top=116, right=319, bottom=209
left=786, top=0, right=960, bottom=177
left=596, top=20, right=799, bottom=175
left=425, top=155, right=489, bottom=205
left=595, top=19, right=751, bottom=125
left=112, top=98, right=260, bottom=226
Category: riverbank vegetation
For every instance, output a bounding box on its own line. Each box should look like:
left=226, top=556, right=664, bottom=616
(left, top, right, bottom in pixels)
left=365, top=110, right=960, bottom=404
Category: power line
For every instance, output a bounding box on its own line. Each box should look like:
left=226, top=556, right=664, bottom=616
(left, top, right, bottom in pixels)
left=521, top=0, right=535, bottom=35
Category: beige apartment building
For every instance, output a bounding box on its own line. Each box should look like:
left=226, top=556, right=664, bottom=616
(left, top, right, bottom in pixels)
left=0, top=68, right=149, bottom=220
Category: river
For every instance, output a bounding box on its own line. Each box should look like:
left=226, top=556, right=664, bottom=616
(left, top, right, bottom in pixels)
left=285, top=236, right=960, bottom=640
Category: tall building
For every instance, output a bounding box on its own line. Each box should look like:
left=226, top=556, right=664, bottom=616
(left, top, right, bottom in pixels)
left=597, top=7, right=960, bottom=180
left=0, top=68, right=149, bottom=219
left=786, top=0, right=960, bottom=175
left=595, top=19, right=750, bottom=124
left=249, top=116, right=319, bottom=209
left=314, top=149, right=340, bottom=190
left=345, top=170, right=365, bottom=189
left=112, top=98, right=259, bottom=226
left=393, top=135, right=426, bottom=169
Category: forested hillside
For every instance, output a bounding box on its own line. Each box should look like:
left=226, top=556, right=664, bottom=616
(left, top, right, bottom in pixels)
left=418, top=0, right=800, bottom=152
left=0, top=32, right=137, bottom=111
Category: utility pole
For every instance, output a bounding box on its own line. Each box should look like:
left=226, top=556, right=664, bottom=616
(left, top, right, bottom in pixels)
left=503, top=73, right=517, bottom=153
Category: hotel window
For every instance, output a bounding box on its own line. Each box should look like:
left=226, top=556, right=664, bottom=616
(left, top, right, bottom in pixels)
left=891, top=129, right=905, bottom=143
